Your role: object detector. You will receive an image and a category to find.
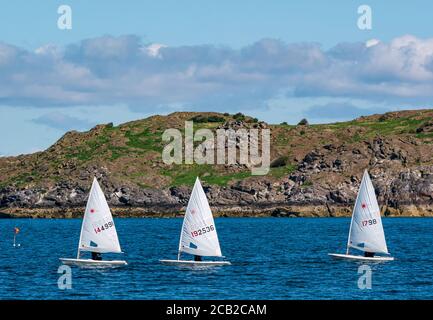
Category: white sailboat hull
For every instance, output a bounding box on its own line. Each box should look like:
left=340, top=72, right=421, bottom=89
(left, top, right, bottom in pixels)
left=59, top=258, right=128, bottom=267
left=159, top=259, right=231, bottom=266
left=328, top=253, right=394, bottom=262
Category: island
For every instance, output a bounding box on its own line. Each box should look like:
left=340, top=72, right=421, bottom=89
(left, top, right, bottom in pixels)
left=1, top=109, right=433, bottom=218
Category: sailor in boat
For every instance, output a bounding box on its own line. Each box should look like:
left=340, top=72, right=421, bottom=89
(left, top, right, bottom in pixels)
left=194, top=255, right=202, bottom=262
left=364, top=251, right=375, bottom=258
left=91, top=252, right=102, bottom=261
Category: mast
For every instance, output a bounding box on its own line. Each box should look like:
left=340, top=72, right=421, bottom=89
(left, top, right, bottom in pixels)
left=76, top=188, right=88, bottom=259
left=77, top=215, right=84, bottom=258
left=77, top=217, right=85, bottom=259
left=346, top=170, right=366, bottom=254
left=76, top=177, right=96, bottom=259
left=177, top=206, right=188, bottom=261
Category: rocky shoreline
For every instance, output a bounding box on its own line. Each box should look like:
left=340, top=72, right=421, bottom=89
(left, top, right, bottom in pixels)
left=2, top=202, right=433, bottom=219
left=3, top=162, right=433, bottom=218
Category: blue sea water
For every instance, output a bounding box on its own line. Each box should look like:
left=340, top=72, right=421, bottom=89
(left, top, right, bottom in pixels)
left=0, top=217, right=432, bottom=300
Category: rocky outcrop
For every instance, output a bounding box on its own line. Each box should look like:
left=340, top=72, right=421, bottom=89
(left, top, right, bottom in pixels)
left=2, top=163, right=433, bottom=218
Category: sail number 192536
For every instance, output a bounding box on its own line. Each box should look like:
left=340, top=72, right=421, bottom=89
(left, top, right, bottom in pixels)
left=361, top=219, right=377, bottom=227
left=94, top=221, right=114, bottom=234
left=191, top=225, right=215, bottom=237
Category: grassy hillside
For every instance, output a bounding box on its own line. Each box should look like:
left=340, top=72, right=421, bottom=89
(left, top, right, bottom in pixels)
left=1, top=109, right=433, bottom=191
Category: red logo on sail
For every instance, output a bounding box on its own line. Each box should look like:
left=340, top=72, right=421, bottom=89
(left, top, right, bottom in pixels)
left=361, top=203, right=367, bottom=209
left=90, top=209, right=96, bottom=213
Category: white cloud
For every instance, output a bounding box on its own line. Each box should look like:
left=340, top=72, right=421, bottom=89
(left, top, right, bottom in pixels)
left=34, top=44, right=61, bottom=56
left=365, top=39, right=380, bottom=48
left=0, top=35, right=433, bottom=111
left=145, top=43, right=167, bottom=58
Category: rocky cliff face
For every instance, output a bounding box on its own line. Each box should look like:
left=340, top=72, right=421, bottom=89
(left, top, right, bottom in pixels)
left=2, top=110, right=433, bottom=218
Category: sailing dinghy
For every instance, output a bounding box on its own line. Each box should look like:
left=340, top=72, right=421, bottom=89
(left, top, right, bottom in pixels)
left=160, top=177, right=231, bottom=266
left=329, top=170, right=394, bottom=262
left=60, top=178, right=127, bottom=267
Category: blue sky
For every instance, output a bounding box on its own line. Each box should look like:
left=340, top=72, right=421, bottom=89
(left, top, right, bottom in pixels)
left=1, top=0, right=433, bottom=155
left=2, top=1, right=432, bottom=49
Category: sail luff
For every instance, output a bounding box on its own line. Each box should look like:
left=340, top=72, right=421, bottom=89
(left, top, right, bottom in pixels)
left=76, top=178, right=97, bottom=258
left=346, top=171, right=366, bottom=254
left=177, top=178, right=197, bottom=258
left=177, top=202, right=188, bottom=260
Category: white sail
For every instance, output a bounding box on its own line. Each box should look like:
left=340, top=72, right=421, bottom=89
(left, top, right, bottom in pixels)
left=77, top=178, right=122, bottom=255
left=347, top=170, right=389, bottom=254
left=178, top=177, right=222, bottom=257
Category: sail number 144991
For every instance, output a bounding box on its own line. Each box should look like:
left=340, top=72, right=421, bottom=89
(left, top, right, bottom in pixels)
left=94, top=221, right=114, bottom=234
